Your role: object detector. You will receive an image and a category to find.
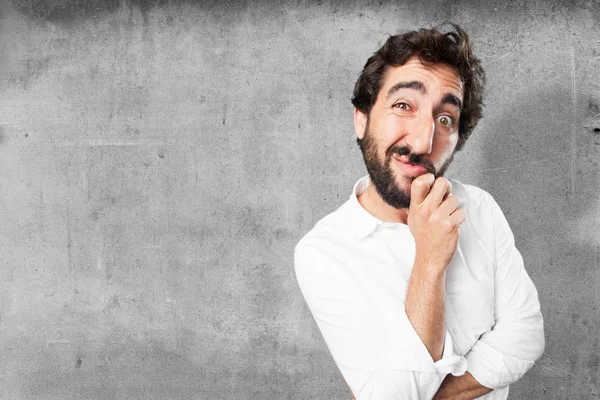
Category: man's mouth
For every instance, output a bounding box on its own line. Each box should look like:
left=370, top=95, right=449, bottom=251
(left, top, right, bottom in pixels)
left=388, top=147, right=435, bottom=177
left=392, top=155, right=431, bottom=177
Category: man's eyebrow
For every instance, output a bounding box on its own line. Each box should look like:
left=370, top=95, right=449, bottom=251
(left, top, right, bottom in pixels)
left=385, top=81, right=426, bottom=101
left=440, top=93, right=462, bottom=111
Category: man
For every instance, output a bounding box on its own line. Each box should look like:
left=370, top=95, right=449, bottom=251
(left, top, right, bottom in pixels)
left=294, top=24, right=544, bottom=399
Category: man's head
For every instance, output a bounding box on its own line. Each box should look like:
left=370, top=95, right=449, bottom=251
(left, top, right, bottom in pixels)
left=352, top=24, right=485, bottom=209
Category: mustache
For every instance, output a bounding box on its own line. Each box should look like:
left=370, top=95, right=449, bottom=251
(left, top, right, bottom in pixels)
left=388, top=146, right=436, bottom=175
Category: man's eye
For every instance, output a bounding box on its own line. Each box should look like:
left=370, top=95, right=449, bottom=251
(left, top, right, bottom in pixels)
left=436, top=115, right=454, bottom=127
left=393, top=102, right=411, bottom=111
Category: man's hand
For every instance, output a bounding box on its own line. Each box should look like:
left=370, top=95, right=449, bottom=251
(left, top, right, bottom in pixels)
left=408, top=174, right=465, bottom=272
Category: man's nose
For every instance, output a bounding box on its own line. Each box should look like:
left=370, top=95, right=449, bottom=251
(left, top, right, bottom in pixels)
left=406, top=115, right=435, bottom=155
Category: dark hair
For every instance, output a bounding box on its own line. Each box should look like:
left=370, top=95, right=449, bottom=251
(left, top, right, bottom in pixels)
left=351, top=23, right=486, bottom=151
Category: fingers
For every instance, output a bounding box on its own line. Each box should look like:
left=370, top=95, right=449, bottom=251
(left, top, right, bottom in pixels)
left=411, top=175, right=465, bottom=227
left=449, top=208, right=466, bottom=225
left=427, top=177, right=452, bottom=207
left=435, top=194, right=465, bottom=226
left=437, top=193, right=460, bottom=216
left=410, top=173, right=435, bottom=207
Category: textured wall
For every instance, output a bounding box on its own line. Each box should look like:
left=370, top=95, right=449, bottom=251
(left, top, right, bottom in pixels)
left=0, top=0, right=598, bottom=399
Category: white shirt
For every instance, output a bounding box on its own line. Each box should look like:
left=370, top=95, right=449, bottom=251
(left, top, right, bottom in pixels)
left=294, top=176, right=544, bottom=400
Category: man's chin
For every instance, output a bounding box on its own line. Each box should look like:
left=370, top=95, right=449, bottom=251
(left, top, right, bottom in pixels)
left=392, top=172, right=413, bottom=192
left=381, top=176, right=412, bottom=209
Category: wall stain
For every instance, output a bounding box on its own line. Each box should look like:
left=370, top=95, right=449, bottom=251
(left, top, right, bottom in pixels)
left=10, top=0, right=252, bottom=25
left=7, top=56, right=52, bottom=89
left=589, top=98, right=600, bottom=115
left=19, top=335, right=207, bottom=399
left=11, top=0, right=120, bottom=22
left=10, top=0, right=599, bottom=28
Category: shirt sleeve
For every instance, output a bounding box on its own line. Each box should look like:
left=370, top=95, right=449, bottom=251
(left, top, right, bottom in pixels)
left=295, top=239, right=467, bottom=400
left=464, top=194, right=545, bottom=390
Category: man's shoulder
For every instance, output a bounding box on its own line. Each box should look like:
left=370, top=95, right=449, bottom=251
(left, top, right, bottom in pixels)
left=448, top=179, right=507, bottom=235
left=294, top=198, right=358, bottom=279
left=297, top=198, right=356, bottom=247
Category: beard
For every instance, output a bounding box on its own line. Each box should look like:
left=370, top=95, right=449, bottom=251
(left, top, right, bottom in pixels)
left=357, top=122, right=455, bottom=209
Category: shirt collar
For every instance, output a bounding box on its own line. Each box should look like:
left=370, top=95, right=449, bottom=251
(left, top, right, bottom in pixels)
left=349, top=175, right=411, bottom=239
left=348, top=176, right=381, bottom=239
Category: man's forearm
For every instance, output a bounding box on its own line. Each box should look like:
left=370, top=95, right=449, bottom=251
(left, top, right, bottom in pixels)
left=432, top=372, right=492, bottom=400
left=405, top=262, right=446, bottom=361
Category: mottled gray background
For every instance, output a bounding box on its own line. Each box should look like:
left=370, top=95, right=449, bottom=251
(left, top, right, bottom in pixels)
left=0, top=0, right=598, bottom=399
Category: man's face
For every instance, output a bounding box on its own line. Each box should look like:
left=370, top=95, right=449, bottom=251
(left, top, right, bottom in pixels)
left=354, top=56, right=464, bottom=209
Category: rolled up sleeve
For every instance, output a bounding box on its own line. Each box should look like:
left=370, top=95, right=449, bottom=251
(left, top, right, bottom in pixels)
left=295, top=240, right=467, bottom=399
left=465, top=194, right=545, bottom=390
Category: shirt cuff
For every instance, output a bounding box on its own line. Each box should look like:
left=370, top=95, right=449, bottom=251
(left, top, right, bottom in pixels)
left=465, top=339, right=535, bottom=390
left=436, top=330, right=468, bottom=376
left=385, top=307, right=467, bottom=377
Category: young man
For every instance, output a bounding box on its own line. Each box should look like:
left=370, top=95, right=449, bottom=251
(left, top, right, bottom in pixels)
left=294, top=25, right=544, bottom=399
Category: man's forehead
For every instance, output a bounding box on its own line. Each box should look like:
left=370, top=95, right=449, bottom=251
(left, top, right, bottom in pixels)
left=380, top=57, right=464, bottom=99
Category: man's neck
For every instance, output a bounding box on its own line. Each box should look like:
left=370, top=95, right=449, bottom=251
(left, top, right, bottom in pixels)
left=357, top=183, right=409, bottom=225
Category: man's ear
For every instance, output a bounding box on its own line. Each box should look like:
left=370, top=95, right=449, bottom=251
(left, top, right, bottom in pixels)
left=354, top=108, right=368, bottom=140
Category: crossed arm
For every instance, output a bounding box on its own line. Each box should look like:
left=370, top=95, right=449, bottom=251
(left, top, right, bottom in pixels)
left=348, top=372, right=490, bottom=400
left=432, top=372, right=491, bottom=400
left=296, top=235, right=543, bottom=400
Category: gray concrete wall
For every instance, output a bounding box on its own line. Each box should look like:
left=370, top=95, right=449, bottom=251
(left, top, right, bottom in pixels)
left=0, top=0, right=598, bottom=398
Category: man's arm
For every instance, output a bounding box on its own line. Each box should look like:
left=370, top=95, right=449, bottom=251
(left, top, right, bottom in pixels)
left=295, top=240, right=452, bottom=399
left=432, top=372, right=492, bottom=400
left=406, top=174, right=464, bottom=361
left=460, top=192, right=545, bottom=389
left=435, top=191, right=544, bottom=398
left=404, top=175, right=493, bottom=400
